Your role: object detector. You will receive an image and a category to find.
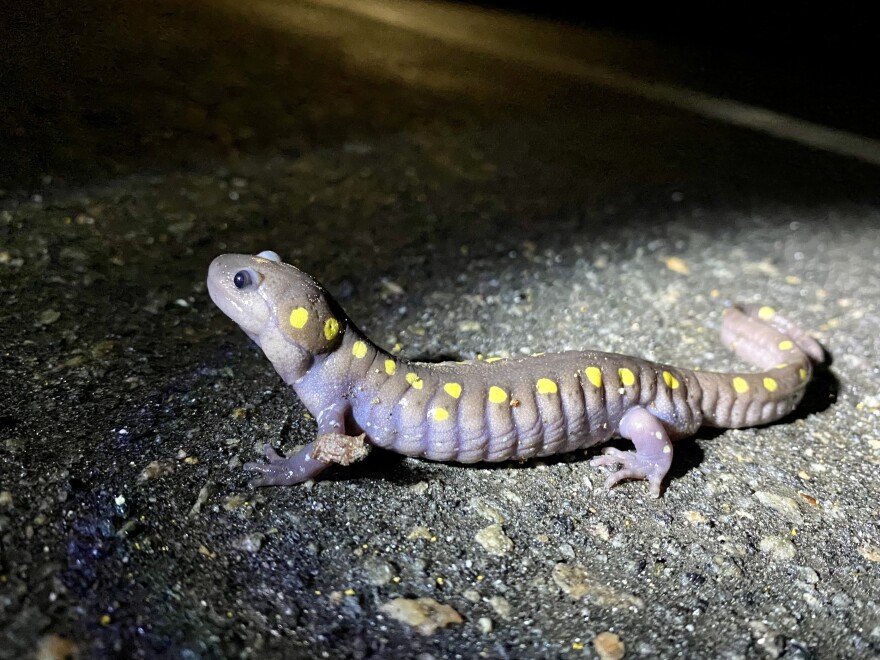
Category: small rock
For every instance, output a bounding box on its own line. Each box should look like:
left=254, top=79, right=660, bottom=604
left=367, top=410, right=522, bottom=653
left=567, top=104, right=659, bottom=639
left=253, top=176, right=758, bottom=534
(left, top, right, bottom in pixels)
left=189, top=484, right=212, bottom=517
left=35, top=634, right=79, bottom=660
left=470, top=497, right=505, bottom=523
left=488, top=596, right=511, bottom=620
left=859, top=544, right=880, bottom=562
left=552, top=563, right=644, bottom=609
left=477, top=617, right=493, bottom=634
left=759, top=535, right=796, bottom=561
left=137, top=460, right=174, bottom=482
left=0, top=491, right=12, bottom=508
left=233, top=532, right=265, bottom=553
left=458, top=320, right=482, bottom=332
left=362, top=557, right=395, bottom=585
left=222, top=494, right=249, bottom=511
left=663, top=256, right=689, bottom=274
left=591, top=522, right=612, bottom=541
left=462, top=589, right=481, bottom=603
left=36, top=309, right=61, bottom=326
left=593, top=631, right=625, bottom=660
left=380, top=597, right=463, bottom=635
left=754, top=491, right=803, bottom=524
left=410, top=481, right=429, bottom=495
left=475, top=524, right=514, bottom=556
left=683, top=510, right=708, bottom=524
left=407, top=526, right=434, bottom=541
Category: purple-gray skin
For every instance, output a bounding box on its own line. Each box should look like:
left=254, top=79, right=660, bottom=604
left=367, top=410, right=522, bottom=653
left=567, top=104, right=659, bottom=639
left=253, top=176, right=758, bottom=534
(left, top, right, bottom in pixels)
left=207, top=251, right=824, bottom=497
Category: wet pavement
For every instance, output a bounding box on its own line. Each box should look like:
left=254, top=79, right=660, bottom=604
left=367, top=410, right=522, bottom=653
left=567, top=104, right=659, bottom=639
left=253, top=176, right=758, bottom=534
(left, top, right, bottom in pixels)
left=2, top=1, right=880, bottom=658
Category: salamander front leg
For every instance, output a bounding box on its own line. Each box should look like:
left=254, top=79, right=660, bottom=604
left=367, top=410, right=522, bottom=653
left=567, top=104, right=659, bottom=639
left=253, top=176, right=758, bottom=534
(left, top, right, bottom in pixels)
left=244, top=403, right=370, bottom=487
left=245, top=441, right=331, bottom=486
left=590, top=406, right=674, bottom=498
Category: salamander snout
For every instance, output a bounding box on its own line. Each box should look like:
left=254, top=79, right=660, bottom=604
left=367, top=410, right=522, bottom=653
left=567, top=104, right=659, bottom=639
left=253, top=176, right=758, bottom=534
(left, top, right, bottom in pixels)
left=207, top=254, right=274, bottom=337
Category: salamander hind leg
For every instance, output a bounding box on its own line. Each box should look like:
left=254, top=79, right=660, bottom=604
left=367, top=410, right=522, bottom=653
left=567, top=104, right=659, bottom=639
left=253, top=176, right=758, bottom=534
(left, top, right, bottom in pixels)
left=590, top=407, right=673, bottom=498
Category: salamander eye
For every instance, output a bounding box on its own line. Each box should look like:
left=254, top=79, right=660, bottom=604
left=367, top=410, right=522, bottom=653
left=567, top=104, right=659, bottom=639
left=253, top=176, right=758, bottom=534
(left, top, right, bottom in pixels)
left=233, top=269, right=254, bottom=289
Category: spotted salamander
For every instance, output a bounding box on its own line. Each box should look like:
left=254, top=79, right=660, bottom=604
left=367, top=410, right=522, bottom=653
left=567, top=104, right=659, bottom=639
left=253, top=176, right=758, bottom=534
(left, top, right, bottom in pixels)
left=207, top=251, right=824, bottom=496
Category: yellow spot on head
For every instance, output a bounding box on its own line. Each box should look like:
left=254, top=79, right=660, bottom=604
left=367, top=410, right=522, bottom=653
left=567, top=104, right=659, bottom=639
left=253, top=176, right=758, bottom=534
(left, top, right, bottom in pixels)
left=289, top=307, right=309, bottom=329
left=444, top=382, right=462, bottom=399
left=618, top=367, right=635, bottom=387
left=663, top=370, right=680, bottom=389
left=324, top=317, right=339, bottom=341
left=384, top=359, right=396, bottom=375
left=536, top=378, right=558, bottom=394
left=799, top=368, right=808, bottom=381
left=778, top=340, right=794, bottom=351
left=732, top=377, right=749, bottom=394
left=758, top=306, right=776, bottom=320
left=763, top=377, right=778, bottom=392
left=585, top=366, right=602, bottom=388
left=488, top=386, right=507, bottom=403
left=406, top=373, right=423, bottom=389
left=430, top=407, right=449, bottom=422
left=352, top=341, right=368, bottom=359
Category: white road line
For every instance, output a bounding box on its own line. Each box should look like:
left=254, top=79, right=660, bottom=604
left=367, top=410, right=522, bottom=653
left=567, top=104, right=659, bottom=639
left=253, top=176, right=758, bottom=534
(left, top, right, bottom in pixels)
left=303, top=0, right=880, bottom=167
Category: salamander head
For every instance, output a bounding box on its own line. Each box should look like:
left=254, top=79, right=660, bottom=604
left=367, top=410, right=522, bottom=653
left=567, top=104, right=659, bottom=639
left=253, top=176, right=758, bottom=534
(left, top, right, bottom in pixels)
left=207, top=251, right=345, bottom=382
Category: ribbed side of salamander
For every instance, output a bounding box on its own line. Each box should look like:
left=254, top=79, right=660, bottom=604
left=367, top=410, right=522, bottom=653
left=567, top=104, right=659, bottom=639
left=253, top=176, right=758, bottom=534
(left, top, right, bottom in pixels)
left=348, top=348, right=705, bottom=463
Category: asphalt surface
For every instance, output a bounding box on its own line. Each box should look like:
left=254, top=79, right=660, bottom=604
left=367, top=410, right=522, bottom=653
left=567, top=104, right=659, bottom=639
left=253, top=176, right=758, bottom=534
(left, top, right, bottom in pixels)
left=2, top=1, right=880, bottom=658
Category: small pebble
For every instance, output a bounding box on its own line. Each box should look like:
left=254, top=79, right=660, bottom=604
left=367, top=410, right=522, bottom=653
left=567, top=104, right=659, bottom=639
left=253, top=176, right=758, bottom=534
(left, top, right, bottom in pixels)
left=380, top=598, right=462, bottom=635
left=593, top=631, right=625, bottom=660
left=759, top=535, right=796, bottom=561
left=475, top=524, right=514, bottom=556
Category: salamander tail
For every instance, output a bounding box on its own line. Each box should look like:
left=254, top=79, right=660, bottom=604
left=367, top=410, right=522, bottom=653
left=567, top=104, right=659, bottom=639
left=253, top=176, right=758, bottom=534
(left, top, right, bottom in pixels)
left=694, top=305, right=822, bottom=428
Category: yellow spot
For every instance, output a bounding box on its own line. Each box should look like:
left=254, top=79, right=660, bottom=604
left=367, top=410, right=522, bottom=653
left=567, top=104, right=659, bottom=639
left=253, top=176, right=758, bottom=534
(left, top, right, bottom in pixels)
left=585, top=366, right=602, bottom=388
left=406, top=373, right=424, bottom=389
left=572, top=642, right=585, bottom=650
left=531, top=352, right=545, bottom=357
left=778, top=340, right=794, bottom=351
left=732, top=377, right=749, bottom=394
left=324, top=317, right=339, bottom=341
left=384, top=359, right=397, bottom=375
left=436, top=577, right=444, bottom=585
left=763, top=377, right=778, bottom=392
left=344, top=589, right=356, bottom=596
left=799, top=368, right=808, bottom=381
left=663, top=370, right=680, bottom=389
left=431, top=407, right=449, bottom=422
left=536, top=378, right=558, bottom=394
left=488, top=386, right=507, bottom=403
left=618, top=367, right=635, bottom=387
left=775, top=363, right=788, bottom=369
left=485, top=356, right=503, bottom=363
left=352, top=341, right=368, bottom=359
left=289, top=307, right=309, bottom=329
left=99, top=614, right=111, bottom=626
left=758, top=306, right=776, bottom=320
left=444, top=382, right=462, bottom=399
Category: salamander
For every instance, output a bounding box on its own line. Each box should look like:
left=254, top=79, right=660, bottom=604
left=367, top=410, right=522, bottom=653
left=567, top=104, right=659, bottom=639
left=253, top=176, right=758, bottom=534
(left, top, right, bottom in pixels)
left=207, top=251, right=824, bottom=496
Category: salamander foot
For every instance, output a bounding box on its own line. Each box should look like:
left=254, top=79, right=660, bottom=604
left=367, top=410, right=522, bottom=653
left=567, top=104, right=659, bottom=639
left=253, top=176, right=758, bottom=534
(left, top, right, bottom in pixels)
left=590, top=407, right=674, bottom=498
left=245, top=441, right=330, bottom=486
